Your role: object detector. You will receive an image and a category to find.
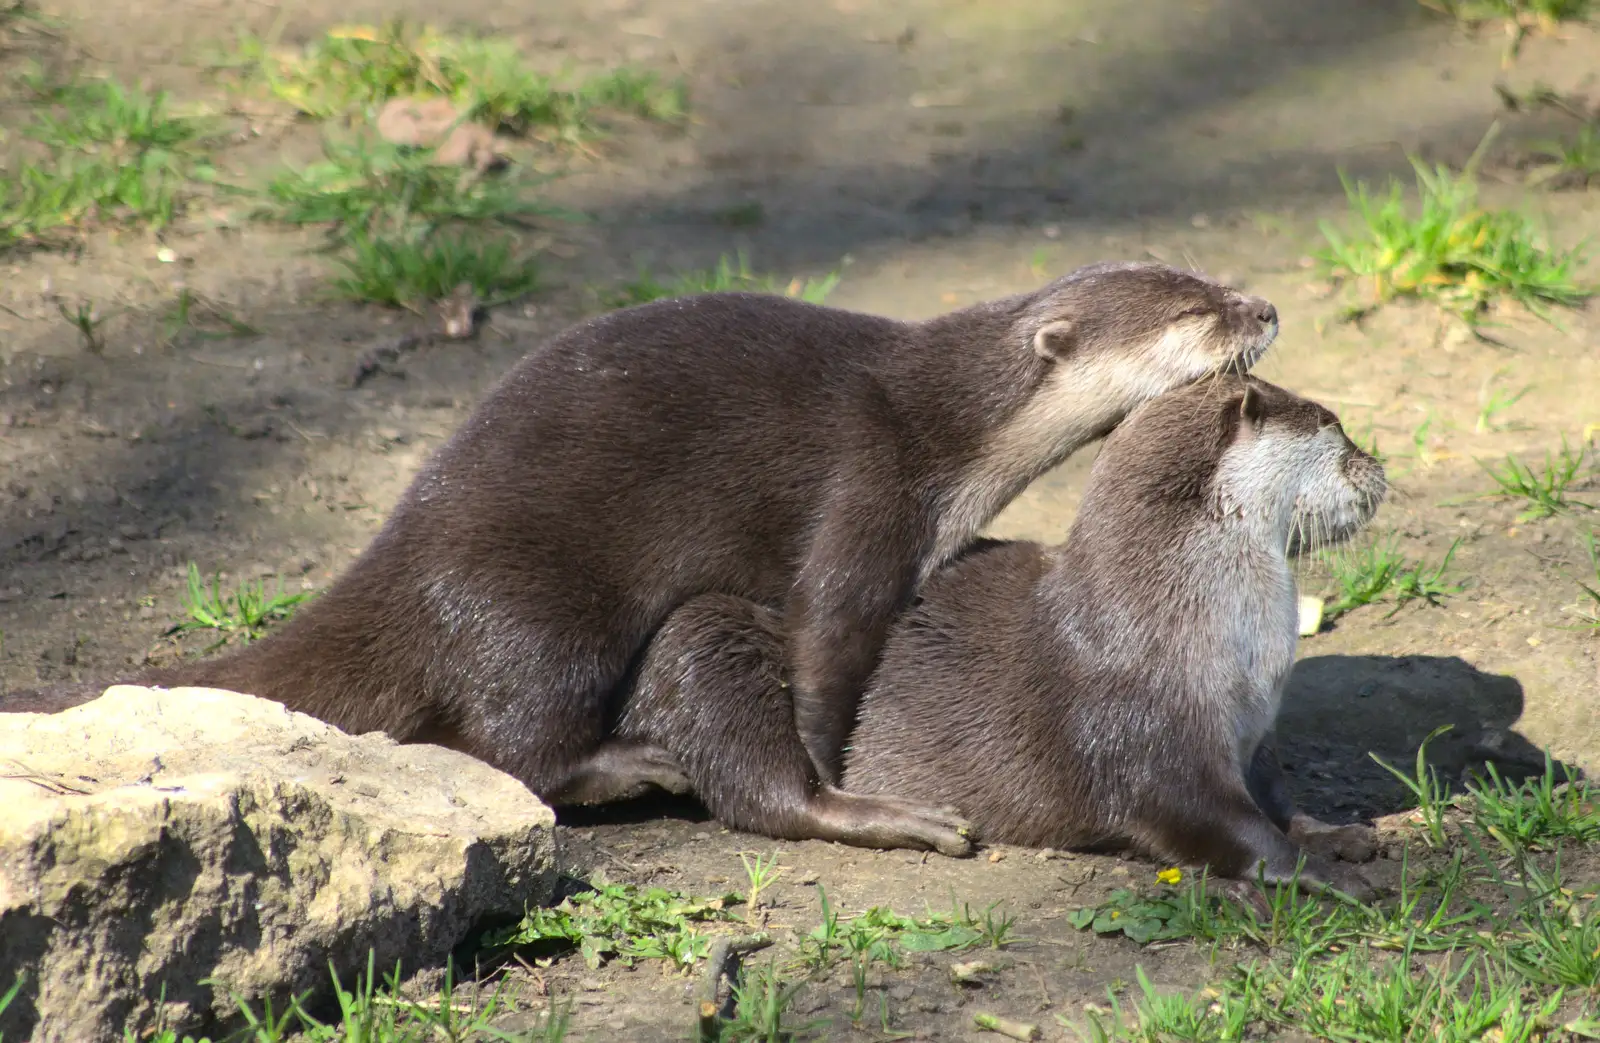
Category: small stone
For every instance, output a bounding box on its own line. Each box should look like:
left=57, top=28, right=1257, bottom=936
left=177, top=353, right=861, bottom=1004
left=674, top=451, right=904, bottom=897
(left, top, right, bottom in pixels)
left=988, top=850, right=1005, bottom=863
left=692, top=831, right=712, bottom=841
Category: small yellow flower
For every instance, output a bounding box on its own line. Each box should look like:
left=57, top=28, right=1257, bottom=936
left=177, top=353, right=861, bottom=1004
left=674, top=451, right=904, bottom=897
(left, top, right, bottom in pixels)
left=1156, top=867, right=1182, bottom=886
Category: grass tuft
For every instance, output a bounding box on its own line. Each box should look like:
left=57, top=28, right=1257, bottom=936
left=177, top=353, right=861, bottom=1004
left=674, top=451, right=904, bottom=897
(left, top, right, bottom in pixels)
left=1418, top=0, right=1595, bottom=63
left=169, top=562, right=310, bottom=649
left=1469, top=752, right=1600, bottom=854
left=334, top=230, right=538, bottom=308
left=486, top=879, right=743, bottom=971
left=256, top=136, right=558, bottom=238
left=1372, top=724, right=1457, bottom=848
left=130, top=952, right=557, bottom=1043
left=1529, top=124, right=1600, bottom=189
left=1319, top=535, right=1464, bottom=621
left=232, top=20, right=685, bottom=143
left=1317, top=129, right=1592, bottom=325
left=1478, top=438, right=1593, bottom=521
left=1574, top=530, right=1600, bottom=630
left=0, top=77, right=218, bottom=248
left=606, top=252, right=841, bottom=309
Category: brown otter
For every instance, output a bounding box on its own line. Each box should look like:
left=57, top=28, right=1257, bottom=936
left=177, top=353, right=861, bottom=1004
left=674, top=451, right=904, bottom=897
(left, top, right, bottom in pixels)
left=615, top=375, right=1383, bottom=894
left=6, top=264, right=1278, bottom=857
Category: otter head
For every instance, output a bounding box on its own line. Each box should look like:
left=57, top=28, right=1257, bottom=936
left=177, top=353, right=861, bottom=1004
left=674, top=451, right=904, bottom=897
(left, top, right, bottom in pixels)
left=1026, top=261, right=1278, bottom=409
left=1090, top=375, right=1387, bottom=554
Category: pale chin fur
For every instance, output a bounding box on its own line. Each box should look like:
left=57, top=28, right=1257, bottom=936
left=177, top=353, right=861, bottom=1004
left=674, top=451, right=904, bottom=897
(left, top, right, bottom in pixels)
left=1213, top=424, right=1378, bottom=557
left=1157, top=312, right=1278, bottom=385
left=1238, top=319, right=1279, bottom=371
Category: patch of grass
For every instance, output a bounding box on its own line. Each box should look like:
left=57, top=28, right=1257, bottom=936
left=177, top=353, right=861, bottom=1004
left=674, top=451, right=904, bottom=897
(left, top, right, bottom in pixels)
left=1574, top=530, right=1600, bottom=629
left=126, top=954, right=555, bottom=1043
left=0, top=0, right=60, bottom=42
left=1419, top=0, right=1595, bottom=64
left=1529, top=124, right=1600, bottom=188
left=798, top=886, right=998, bottom=974
left=1469, top=753, right=1600, bottom=854
left=1317, top=129, right=1592, bottom=325
left=169, top=562, right=311, bottom=648
left=1476, top=371, right=1533, bottom=433
left=720, top=961, right=824, bottom=1043
left=738, top=849, right=786, bottom=916
left=0, top=77, right=218, bottom=247
left=56, top=297, right=108, bottom=353
left=1390, top=537, right=1466, bottom=613
left=233, top=20, right=685, bottom=142
left=334, top=230, right=538, bottom=308
left=1372, top=724, right=1457, bottom=848
left=256, top=136, right=558, bottom=239
left=161, top=288, right=259, bottom=347
left=1061, top=761, right=1600, bottom=1043
left=486, top=880, right=743, bottom=971
left=606, top=252, right=841, bottom=308
left=1479, top=438, right=1593, bottom=521
left=1319, top=535, right=1464, bottom=621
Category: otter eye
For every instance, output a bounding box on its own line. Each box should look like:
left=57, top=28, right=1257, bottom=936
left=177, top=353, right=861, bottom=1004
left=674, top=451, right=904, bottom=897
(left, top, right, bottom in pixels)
left=1175, top=305, right=1211, bottom=320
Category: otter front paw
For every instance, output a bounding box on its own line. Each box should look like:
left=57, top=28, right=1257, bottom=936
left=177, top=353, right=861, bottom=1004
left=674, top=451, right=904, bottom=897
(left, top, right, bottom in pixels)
left=1289, top=813, right=1377, bottom=863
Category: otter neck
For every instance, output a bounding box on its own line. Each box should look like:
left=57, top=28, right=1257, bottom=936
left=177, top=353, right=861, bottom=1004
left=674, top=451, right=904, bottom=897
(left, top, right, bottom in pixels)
left=1050, top=498, right=1301, bottom=767
left=909, top=301, right=1134, bottom=577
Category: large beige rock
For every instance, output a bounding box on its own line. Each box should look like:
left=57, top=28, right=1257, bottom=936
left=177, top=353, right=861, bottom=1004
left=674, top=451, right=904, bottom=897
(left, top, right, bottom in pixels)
left=0, top=685, right=557, bottom=1043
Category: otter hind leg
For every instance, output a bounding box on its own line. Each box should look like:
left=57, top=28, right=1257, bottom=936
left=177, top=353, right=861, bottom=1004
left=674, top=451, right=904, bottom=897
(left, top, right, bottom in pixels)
left=618, top=593, right=974, bottom=858
left=543, top=740, right=694, bottom=806
left=1139, top=773, right=1375, bottom=901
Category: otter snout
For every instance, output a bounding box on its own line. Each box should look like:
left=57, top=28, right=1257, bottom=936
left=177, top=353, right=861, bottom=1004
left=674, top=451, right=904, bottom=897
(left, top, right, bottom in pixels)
left=1229, top=294, right=1280, bottom=368
left=1247, top=297, right=1278, bottom=329
left=1232, top=294, right=1278, bottom=335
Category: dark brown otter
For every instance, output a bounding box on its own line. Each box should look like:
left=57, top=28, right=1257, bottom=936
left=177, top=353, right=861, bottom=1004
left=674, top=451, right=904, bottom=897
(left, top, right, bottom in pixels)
left=615, top=376, right=1384, bottom=894
left=5, top=265, right=1277, bottom=857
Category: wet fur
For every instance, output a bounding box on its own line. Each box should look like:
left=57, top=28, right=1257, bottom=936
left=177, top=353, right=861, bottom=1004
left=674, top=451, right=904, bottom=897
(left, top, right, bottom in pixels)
left=619, top=377, right=1386, bottom=891
left=4, top=264, right=1277, bottom=823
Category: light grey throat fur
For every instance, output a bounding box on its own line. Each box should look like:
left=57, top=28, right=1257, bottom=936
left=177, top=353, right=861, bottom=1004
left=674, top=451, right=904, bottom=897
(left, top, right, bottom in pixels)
left=1184, top=420, right=1382, bottom=771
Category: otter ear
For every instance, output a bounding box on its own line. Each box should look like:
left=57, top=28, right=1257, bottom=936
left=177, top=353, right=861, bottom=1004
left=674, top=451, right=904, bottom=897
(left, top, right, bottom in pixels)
left=1032, top=319, right=1076, bottom=361
left=1238, top=383, right=1266, bottom=430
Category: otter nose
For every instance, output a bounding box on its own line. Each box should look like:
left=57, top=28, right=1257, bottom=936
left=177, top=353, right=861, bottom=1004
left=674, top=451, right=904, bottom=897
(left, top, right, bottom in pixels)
left=1253, top=300, right=1278, bottom=327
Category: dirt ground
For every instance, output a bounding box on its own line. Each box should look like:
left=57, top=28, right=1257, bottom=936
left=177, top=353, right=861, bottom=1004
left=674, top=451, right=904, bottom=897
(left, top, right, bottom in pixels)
left=3, top=0, right=1600, bottom=1039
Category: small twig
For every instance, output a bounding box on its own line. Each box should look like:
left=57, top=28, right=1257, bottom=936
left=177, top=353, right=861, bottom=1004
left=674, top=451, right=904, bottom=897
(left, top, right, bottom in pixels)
left=696, top=933, right=773, bottom=1042
left=187, top=353, right=253, bottom=370
left=1025, top=960, right=1052, bottom=1011
left=973, top=1011, right=1041, bottom=1040
left=369, top=995, right=475, bottom=1015
left=2, top=759, right=92, bottom=795
left=281, top=417, right=324, bottom=442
